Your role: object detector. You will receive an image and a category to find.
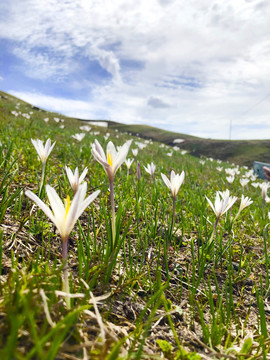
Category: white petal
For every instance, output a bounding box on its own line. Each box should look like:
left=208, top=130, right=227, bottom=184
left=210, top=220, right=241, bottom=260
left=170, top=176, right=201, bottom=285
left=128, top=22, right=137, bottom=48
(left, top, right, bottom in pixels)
left=206, top=196, right=217, bottom=216
left=25, top=190, right=55, bottom=224
left=161, top=173, right=171, bottom=190
left=45, top=185, right=65, bottom=219
left=65, top=183, right=87, bottom=236
left=94, top=139, right=106, bottom=162
left=79, top=167, right=88, bottom=183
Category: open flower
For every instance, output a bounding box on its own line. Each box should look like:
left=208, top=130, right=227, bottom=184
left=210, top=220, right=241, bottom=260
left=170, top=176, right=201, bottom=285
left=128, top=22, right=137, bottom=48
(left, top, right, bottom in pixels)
left=31, top=138, right=55, bottom=165
left=125, top=158, right=134, bottom=170
left=226, top=176, right=235, bottom=184
left=144, top=162, right=156, bottom=177
left=25, top=183, right=100, bottom=241
left=161, top=170, right=185, bottom=198
left=26, top=183, right=100, bottom=309
left=65, top=166, right=88, bottom=193
left=92, top=139, right=132, bottom=246
left=206, top=191, right=237, bottom=220
left=240, top=178, right=249, bottom=187
left=132, top=149, right=138, bottom=157
left=71, top=133, right=85, bottom=142
left=91, top=139, right=132, bottom=182
left=237, top=195, right=253, bottom=215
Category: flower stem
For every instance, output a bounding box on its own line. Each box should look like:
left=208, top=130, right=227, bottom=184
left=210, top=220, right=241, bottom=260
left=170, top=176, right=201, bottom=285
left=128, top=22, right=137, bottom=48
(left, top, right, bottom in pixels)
left=62, top=238, right=70, bottom=309
left=38, top=162, right=46, bottom=197
left=172, top=196, right=176, bottom=227
left=109, top=180, right=116, bottom=248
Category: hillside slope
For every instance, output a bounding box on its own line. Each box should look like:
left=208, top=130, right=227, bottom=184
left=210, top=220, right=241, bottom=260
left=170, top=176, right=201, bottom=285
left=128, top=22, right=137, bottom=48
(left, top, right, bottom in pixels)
left=1, top=90, right=269, bottom=166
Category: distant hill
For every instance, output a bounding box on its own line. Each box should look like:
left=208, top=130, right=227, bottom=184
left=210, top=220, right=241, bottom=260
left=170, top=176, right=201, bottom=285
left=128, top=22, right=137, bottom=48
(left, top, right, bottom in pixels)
left=1, top=90, right=270, bottom=166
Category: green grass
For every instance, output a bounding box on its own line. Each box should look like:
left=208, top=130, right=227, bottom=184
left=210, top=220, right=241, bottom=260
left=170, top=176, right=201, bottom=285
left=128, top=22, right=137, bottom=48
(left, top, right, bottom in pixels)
left=0, top=90, right=270, bottom=359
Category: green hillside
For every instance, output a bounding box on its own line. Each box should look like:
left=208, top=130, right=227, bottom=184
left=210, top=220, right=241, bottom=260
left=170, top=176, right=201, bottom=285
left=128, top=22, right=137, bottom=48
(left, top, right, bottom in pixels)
left=2, top=90, right=270, bottom=166
left=0, top=90, right=269, bottom=359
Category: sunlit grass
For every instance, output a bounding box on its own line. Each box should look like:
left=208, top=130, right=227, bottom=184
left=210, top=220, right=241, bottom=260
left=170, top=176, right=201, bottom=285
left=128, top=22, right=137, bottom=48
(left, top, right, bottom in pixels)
left=0, top=92, right=270, bottom=359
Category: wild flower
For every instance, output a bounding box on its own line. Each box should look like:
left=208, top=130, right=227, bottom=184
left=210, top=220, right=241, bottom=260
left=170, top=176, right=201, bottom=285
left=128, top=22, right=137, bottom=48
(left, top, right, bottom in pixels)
left=251, top=182, right=260, bottom=188
left=31, top=138, right=55, bottom=165
left=206, top=191, right=237, bottom=228
left=216, top=167, right=223, bottom=172
left=26, top=183, right=100, bottom=308
left=31, top=138, right=56, bottom=195
left=226, top=176, right=235, bottom=184
left=65, top=166, right=88, bottom=193
left=92, top=139, right=132, bottom=246
left=261, top=182, right=269, bottom=201
left=71, top=133, right=85, bottom=142
left=161, top=170, right=185, bottom=222
left=234, top=195, right=253, bottom=220
left=132, top=149, right=138, bottom=157
left=240, top=178, right=249, bottom=187
left=125, top=158, right=134, bottom=176
left=161, top=170, right=185, bottom=199
left=79, top=125, right=91, bottom=132
left=144, top=162, right=156, bottom=178
left=92, top=139, right=132, bottom=182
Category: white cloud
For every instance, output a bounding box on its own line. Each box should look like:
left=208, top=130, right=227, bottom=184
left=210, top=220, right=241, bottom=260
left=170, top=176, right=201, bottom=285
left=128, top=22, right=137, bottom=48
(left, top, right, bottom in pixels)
left=1, top=0, right=270, bottom=139
left=147, top=96, right=171, bottom=108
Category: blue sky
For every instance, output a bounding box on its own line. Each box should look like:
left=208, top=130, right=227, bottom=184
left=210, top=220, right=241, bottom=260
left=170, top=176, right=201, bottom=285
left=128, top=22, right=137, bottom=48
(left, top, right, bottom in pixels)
left=0, top=0, right=270, bottom=139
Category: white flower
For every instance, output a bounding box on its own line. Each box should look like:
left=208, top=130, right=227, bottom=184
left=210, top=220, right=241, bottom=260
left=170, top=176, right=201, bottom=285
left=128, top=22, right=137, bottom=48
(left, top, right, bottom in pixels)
left=216, top=167, right=223, bottom=172
left=125, top=158, right=134, bottom=170
left=71, top=133, right=85, bottom=142
left=167, top=152, right=173, bottom=157
left=260, top=182, right=269, bottom=200
left=91, top=139, right=132, bottom=182
left=240, top=178, right=249, bottom=187
left=31, top=138, right=56, bottom=165
left=65, top=166, right=88, bottom=193
left=181, top=150, right=187, bottom=155
left=226, top=176, right=235, bottom=184
left=206, top=191, right=237, bottom=219
left=219, top=189, right=238, bottom=208
left=25, top=183, right=100, bottom=241
left=44, top=117, right=49, bottom=123
left=225, top=168, right=235, bottom=176
left=161, top=170, right=185, bottom=198
left=238, top=195, right=253, bottom=213
left=144, top=162, right=156, bottom=177
left=132, top=149, right=138, bottom=157
left=79, top=125, right=91, bottom=132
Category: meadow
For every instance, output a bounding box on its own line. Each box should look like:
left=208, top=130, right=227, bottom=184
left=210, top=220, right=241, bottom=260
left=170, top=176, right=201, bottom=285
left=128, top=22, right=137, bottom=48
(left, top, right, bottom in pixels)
left=0, top=91, right=270, bottom=359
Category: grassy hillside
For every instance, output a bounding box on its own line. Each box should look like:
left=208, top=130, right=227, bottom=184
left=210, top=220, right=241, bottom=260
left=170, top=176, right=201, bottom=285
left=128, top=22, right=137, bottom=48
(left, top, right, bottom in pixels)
left=0, top=90, right=270, bottom=359
left=2, top=90, right=270, bottom=166
left=109, top=123, right=270, bottom=167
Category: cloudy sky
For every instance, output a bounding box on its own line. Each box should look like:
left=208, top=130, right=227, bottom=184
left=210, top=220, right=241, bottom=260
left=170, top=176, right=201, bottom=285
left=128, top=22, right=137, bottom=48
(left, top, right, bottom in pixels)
left=0, top=0, right=269, bottom=139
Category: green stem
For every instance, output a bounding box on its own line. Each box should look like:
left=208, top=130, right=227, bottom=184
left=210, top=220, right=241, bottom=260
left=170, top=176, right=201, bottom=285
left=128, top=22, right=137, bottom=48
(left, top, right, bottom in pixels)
left=62, top=238, right=70, bottom=309
left=38, top=162, right=46, bottom=197
left=109, top=180, right=116, bottom=248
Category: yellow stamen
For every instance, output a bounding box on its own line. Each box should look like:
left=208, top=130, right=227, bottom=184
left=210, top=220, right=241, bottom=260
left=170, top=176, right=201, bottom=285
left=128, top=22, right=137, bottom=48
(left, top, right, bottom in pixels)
left=64, top=196, right=71, bottom=218
left=107, top=152, right=113, bottom=167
